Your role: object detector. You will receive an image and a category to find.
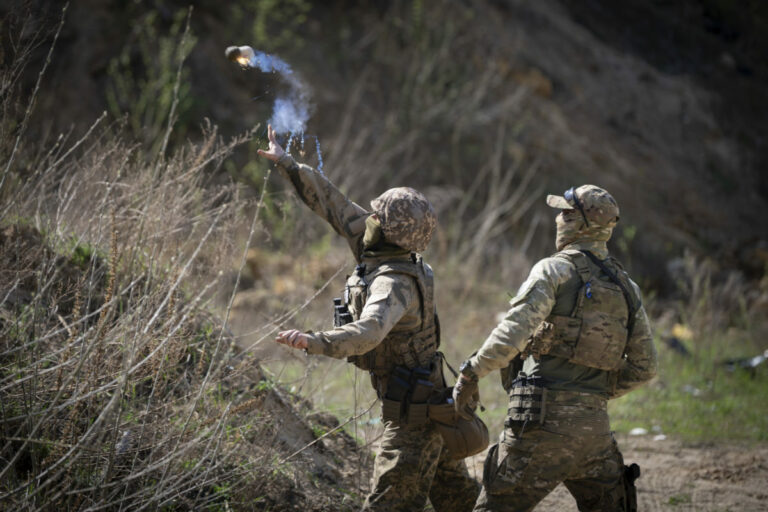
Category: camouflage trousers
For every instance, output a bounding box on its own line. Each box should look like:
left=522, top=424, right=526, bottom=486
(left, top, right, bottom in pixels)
left=363, top=420, right=480, bottom=511
left=474, top=391, right=629, bottom=512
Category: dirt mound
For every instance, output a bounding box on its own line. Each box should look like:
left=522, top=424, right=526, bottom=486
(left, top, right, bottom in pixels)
left=0, top=224, right=369, bottom=511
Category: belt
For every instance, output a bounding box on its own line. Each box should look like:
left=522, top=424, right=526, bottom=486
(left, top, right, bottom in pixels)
left=545, top=389, right=607, bottom=410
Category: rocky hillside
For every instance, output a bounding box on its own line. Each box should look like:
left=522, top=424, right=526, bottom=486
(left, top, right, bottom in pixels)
left=4, top=0, right=766, bottom=289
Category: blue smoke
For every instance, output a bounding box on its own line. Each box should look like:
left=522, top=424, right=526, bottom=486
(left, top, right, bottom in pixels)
left=247, top=50, right=293, bottom=75
left=230, top=46, right=311, bottom=135
left=227, top=45, right=320, bottom=167
left=271, top=96, right=308, bottom=134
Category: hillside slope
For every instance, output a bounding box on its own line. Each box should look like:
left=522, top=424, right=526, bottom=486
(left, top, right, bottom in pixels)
left=4, top=0, right=767, bottom=287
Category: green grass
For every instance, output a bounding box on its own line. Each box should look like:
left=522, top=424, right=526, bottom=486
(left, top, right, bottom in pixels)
left=610, top=332, right=768, bottom=442
left=266, top=314, right=768, bottom=446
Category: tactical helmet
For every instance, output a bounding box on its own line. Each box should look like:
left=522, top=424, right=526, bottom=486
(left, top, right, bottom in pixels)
left=546, top=185, right=620, bottom=226
left=370, top=187, right=437, bottom=252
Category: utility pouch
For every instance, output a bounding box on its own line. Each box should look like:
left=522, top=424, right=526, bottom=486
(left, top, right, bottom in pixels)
left=404, top=378, right=433, bottom=425
left=410, top=379, right=434, bottom=403
left=382, top=368, right=412, bottom=424
left=382, top=366, right=436, bottom=426
left=429, top=399, right=489, bottom=460
left=385, top=375, right=410, bottom=402
left=506, top=373, right=547, bottom=426
left=381, top=398, right=402, bottom=423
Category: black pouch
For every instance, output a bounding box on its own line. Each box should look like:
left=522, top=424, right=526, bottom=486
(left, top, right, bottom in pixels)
left=386, top=375, right=410, bottom=402
left=506, top=373, right=547, bottom=427
left=405, top=378, right=433, bottom=425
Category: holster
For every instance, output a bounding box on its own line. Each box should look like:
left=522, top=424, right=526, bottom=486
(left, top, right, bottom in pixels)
left=623, top=463, right=640, bottom=512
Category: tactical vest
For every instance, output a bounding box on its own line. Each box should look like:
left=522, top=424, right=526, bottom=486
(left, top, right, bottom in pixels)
left=526, top=250, right=641, bottom=372
left=345, top=254, right=439, bottom=386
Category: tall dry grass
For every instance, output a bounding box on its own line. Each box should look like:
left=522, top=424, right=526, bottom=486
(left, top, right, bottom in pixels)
left=0, top=8, right=368, bottom=511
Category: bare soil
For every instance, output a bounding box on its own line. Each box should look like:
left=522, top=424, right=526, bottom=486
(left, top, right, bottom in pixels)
left=465, top=434, right=768, bottom=511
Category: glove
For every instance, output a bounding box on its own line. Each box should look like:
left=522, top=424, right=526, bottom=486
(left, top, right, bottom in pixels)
left=452, top=375, right=479, bottom=420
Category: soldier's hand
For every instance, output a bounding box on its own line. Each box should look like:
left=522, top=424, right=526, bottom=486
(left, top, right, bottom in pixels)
left=452, top=375, right=479, bottom=420
left=257, top=124, right=286, bottom=162
left=275, top=329, right=308, bottom=350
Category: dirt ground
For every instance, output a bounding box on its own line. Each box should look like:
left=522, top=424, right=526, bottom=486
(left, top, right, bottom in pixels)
left=464, top=434, right=768, bottom=511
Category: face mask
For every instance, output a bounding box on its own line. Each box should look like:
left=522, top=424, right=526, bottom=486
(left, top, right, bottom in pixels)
left=555, top=211, right=614, bottom=250
left=363, top=215, right=383, bottom=249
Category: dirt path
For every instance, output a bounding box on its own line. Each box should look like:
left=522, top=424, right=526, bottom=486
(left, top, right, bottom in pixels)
left=466, top=435, right=768, bottom=511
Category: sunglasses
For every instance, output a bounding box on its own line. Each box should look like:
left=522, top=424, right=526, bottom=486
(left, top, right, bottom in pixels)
left=564, top=187, right=590, bottom=227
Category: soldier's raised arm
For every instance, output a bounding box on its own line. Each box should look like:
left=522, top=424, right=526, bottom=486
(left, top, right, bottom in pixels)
left=258, top=124, right=369, bottom=260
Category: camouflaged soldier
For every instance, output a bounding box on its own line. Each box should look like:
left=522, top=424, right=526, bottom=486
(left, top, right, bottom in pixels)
left=453, top=185, right=657, bottom=512
left=258, top=125, right=479, bottom=512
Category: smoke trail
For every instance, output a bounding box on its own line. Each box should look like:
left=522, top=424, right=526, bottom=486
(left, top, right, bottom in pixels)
left=225, top=45, right=312, bottom=135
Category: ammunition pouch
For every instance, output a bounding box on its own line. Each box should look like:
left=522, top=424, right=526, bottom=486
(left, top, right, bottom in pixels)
left=505, top=373, right=547, bottom=430
left=380, top=365, right=435, bottom=427
left=380, top=356, right=490, bottom=459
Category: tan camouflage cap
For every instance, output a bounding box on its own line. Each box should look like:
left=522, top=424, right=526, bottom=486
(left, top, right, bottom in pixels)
left=546, top=185, right=620, bottom=226
left=370, top=187, right=437, bottom=252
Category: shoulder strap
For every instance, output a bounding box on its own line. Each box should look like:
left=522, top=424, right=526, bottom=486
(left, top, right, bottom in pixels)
left=580, top=250, right=641, bottom=336
left=557, top=249, right=592, bottom=284
left=554, top=250, right=593, bottom=318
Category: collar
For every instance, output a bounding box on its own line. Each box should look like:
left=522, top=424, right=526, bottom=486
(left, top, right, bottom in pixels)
left=561, top=240, right=609, bottom=260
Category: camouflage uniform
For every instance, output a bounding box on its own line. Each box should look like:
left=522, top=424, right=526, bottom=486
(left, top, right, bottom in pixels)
left=274, top=155, right=479, bottom=511
left=462, top=185, right=657, bottom=512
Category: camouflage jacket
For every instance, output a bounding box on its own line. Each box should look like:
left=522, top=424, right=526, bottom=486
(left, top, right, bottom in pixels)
left=467, top=240, right=657, bottom=398
left=274, top=155, right=424, bottom=360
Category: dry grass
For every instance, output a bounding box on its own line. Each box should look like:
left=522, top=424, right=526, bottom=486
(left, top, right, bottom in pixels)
left=0, top=11, right=367, bottom=511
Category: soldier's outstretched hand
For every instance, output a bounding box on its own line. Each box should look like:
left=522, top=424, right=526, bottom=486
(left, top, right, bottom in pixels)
left=275, top=329, right=308, bottom=350
left=257, top=124, right=286, bottom=162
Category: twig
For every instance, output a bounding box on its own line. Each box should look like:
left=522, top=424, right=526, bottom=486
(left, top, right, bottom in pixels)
left=157, top=6, right=193, bottom=163
left=0, top=3, right=68, bottom=197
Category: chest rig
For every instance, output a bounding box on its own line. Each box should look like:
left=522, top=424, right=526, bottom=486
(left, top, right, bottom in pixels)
left=343, top=254, right=439, bottom=386
left=526, top=250, right=641, bottom=372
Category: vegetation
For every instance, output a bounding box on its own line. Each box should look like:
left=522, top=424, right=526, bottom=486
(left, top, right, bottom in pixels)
left=610, top=254, right=768, bottom=442
left=0, top=9, right=366, bottom=510
left=1, top=1, right=766, bottom=510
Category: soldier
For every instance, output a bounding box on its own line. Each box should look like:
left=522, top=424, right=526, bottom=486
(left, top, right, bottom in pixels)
left=453, top=185, right=657, bottom=511
left=258, top=125, right=479, bottom=512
